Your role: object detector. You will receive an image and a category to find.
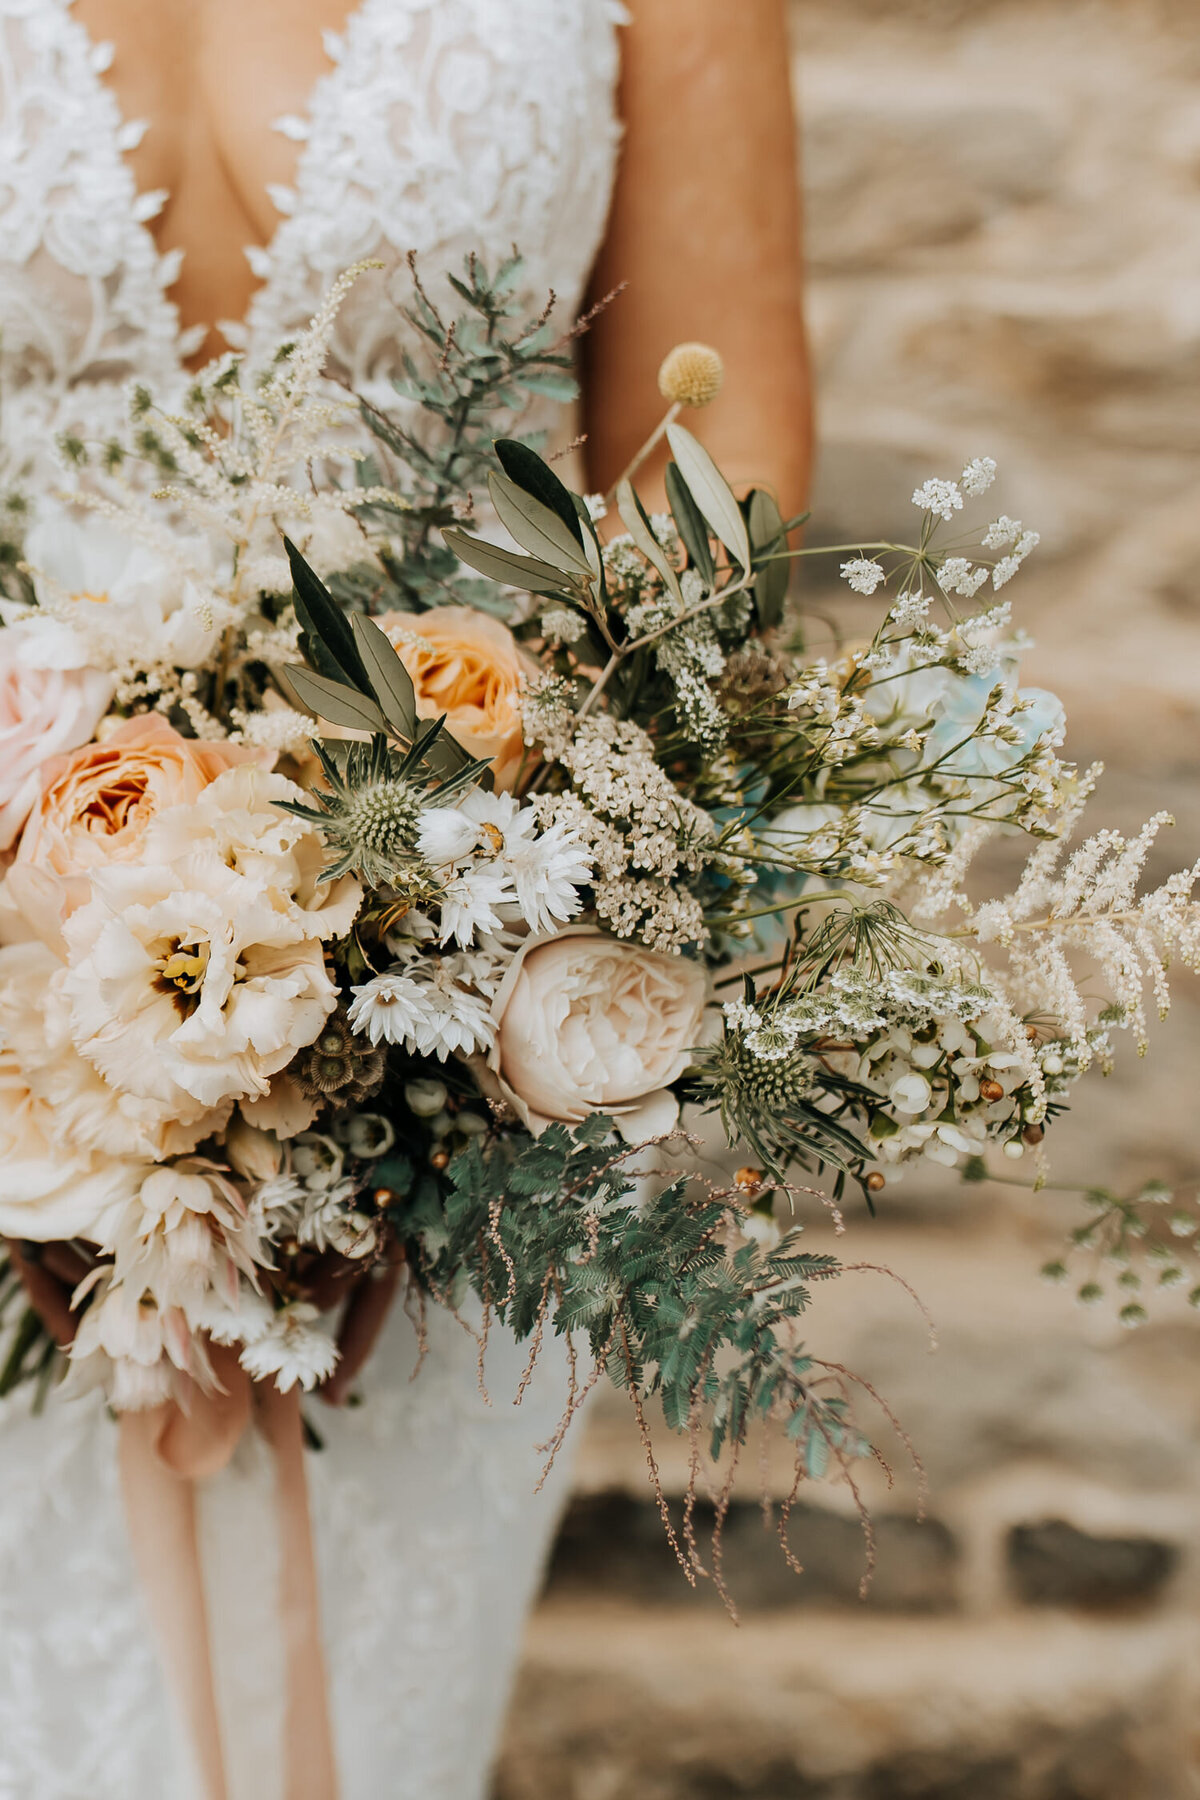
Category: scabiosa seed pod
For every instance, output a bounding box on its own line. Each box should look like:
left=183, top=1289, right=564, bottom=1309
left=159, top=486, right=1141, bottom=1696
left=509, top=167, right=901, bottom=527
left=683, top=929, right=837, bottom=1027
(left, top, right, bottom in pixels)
left=657, top=342, right=724, bottom=409
left=292, top=1007, right=387, bottom=1109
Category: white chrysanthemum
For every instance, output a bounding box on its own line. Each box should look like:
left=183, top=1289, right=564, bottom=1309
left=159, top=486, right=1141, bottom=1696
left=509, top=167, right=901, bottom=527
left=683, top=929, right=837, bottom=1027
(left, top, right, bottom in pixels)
left=840, top=558, right=885, bottom=596
left=417, top=805, right=483, bottom=864
left=419, top=790, right=592, bottom=938
left=460, top=792, right=590, bottom=933
left=57, top=768, right=361, bottom=1133
left=239, top=1303, right=338, bottom=1394
left=347, top=958, right=495, bottom=1061
left=66, top=1276, right=198, bottom=1412
left=418, top=964, right=496, bottom=1059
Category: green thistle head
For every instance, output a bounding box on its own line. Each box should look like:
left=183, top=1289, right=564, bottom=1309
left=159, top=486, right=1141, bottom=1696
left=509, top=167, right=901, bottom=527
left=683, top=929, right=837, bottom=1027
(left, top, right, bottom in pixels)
left=277, top=736, right=430, bottom=889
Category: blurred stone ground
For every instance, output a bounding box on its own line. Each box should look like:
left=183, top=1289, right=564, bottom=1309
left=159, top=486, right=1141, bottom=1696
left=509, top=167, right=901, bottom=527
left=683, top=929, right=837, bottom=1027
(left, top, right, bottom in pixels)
left=495, top=3, right=1200, bottom=1794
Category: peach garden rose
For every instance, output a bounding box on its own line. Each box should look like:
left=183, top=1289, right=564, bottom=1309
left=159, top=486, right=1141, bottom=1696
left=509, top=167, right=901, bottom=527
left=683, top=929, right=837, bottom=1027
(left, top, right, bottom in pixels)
left=381, top=607, right=533, bottom=790
left=0, top=633, right=112, bottom=851
left=9, top=715, right=270, bottom=921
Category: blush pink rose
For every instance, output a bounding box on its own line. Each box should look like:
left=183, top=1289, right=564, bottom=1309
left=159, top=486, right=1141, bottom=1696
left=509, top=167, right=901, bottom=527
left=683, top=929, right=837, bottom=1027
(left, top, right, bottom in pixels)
left=0, top=635, right=112, bottom=851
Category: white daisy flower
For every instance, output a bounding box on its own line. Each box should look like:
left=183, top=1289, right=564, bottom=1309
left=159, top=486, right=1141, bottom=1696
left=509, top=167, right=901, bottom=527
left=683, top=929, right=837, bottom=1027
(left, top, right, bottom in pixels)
left=439, top=862, right=511, bottom=947
left=238, top=1303, right=338, bottom=1393
left=347, top=970, right=437, bottom=1048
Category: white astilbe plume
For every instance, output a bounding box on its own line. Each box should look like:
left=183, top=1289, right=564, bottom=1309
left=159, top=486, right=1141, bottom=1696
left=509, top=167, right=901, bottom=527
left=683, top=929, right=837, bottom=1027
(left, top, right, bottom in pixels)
left=914, top=771, right=1200, bottom=1063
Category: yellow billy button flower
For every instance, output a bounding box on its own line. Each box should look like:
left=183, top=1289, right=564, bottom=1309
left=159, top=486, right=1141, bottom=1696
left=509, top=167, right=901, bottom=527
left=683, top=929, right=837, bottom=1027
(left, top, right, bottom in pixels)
left=657, top=341, right=725, bottom=410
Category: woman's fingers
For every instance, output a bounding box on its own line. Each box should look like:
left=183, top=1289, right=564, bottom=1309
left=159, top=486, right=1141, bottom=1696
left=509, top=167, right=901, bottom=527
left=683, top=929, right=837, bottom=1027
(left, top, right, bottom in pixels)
left=5, top=1241, right=80, bottom=1348
left=319, top=1248, right=405, bottom=1409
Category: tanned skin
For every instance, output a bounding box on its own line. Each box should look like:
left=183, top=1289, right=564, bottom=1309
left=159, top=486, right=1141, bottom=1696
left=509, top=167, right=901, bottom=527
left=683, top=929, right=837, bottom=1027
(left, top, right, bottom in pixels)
left=75, top=0, right=811, bottom=510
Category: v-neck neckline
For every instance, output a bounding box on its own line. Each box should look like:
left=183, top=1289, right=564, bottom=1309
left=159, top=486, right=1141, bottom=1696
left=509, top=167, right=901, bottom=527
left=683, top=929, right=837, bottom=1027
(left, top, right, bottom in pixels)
left=65, top=0, right=375, bottom=369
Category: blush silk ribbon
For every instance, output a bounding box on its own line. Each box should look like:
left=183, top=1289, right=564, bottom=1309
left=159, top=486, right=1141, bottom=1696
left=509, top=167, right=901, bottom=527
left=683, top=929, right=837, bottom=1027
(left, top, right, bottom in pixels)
left=116, top=1344, right=340, bottom=1800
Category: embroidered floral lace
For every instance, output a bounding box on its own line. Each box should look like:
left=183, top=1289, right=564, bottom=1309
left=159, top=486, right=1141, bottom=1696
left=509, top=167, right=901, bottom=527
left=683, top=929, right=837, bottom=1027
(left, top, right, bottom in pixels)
left=0, top=2, right=621, bottom=1793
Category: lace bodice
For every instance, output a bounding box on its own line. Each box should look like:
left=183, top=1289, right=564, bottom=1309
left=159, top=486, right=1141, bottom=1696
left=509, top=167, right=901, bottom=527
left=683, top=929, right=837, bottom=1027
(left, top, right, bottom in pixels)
left=0, top=4, right=622, bottom=1795
left=0, top=0, right=622, bottom=420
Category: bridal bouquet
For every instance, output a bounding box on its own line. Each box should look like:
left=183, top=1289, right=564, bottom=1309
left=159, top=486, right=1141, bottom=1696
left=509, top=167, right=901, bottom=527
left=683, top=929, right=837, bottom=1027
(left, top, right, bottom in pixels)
left=1, top=258, right=1197, bottom=1533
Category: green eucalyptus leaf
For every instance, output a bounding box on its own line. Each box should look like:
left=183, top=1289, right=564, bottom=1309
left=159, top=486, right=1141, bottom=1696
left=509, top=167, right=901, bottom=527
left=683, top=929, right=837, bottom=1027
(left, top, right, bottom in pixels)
left=664, top=424, right=750, bottom=571
left=442, top=527, right=578, bottom=599
left=350, top=612, right=417, bottom=738
left=616, top=479, right=682, bottom=605
left=277, top=663, right=388, bottom=735
left=747, top=488, right=790, bottom=630
left=284, top=536, right=370, bottom=692
left=511, top=369, right=579, bottom=403
left=664, top=460, right=716, bottom=586
left=488, top=471, right=594, bottom=576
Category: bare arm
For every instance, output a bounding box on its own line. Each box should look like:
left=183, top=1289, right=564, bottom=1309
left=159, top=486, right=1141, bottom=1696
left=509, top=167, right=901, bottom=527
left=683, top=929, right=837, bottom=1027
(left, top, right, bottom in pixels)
left=582, top=0, right=812, bottom=513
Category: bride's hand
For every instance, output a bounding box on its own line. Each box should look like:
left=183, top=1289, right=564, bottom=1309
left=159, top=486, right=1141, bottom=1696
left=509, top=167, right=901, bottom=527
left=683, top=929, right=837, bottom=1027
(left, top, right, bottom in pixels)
left=5, top=1238, right=96, bottom=1347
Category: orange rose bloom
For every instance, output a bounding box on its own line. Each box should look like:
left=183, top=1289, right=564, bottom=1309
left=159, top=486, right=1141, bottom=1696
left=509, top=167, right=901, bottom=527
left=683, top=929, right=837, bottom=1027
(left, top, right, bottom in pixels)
left=14, top=716, right=270, bottom=911
left=381, top=607, right=532, bottom=791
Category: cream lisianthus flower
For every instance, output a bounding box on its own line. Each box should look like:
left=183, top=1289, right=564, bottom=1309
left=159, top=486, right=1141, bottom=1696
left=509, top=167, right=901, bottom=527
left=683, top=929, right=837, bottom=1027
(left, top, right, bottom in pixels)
left=487, top=926, right=708, bottom=1141
left=381, top=607, right=534, bottom=790
left=58, top=768, right=361, bottom=1137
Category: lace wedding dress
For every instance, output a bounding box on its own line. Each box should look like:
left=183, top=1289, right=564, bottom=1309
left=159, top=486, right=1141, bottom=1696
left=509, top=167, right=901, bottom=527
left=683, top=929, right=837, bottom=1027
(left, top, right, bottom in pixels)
left=0, top=4, right=623, bottom=1795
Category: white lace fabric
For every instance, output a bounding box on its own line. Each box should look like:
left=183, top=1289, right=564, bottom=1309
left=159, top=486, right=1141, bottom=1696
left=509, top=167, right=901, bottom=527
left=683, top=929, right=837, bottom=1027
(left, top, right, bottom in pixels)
left=0, top=2, right=622, bottom=1793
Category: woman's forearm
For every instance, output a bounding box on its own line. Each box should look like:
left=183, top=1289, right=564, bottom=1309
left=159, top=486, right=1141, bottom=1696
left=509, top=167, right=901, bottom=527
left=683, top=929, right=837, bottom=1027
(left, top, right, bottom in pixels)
left=581, top=0, right=812, bottom=514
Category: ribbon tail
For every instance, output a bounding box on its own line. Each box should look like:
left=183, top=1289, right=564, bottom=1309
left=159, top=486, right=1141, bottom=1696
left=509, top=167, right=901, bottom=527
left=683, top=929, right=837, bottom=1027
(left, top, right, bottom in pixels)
left=255, top=1381, right=340, bottom=1800
left=118, top=1406, right=232, bottom=1800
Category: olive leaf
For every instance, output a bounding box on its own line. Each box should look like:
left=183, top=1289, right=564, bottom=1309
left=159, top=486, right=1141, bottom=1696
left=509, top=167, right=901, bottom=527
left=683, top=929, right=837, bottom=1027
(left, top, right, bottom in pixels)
left=284, top=536, right=370, bottom=692
left=494, top=438, right=585, bottom=547
left=350, top=612, right=417, bottom=739
left=487, top=471, right=594, bottom=577
left=616, top=479, right=683, bottom=606
left=664, top=424, right=750, bottom=572
left=747, top=488, right=790, bottom=630
left=442, top=528, right=579, bottom=599
left=277, top=663, right=389, bottom=735
left=664, top=460, right=715, bottom=587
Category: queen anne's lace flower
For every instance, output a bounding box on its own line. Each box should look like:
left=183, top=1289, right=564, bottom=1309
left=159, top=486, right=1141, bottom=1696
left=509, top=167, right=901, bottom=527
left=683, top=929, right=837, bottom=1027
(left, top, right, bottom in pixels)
left=911, top=478, right=963, bottom=520
left=840, top=558, right=885, bottom=595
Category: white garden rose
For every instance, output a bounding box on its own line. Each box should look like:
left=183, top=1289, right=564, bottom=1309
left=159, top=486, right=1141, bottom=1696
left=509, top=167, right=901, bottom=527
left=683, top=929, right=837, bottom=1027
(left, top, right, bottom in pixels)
left=487, top=926, right=708, bottom=1141
left=0, top=630, right=112, bottom=850
left=57, top=767, right=361, bottom=1139
left=17, top=504, right=227, bottom=673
